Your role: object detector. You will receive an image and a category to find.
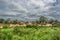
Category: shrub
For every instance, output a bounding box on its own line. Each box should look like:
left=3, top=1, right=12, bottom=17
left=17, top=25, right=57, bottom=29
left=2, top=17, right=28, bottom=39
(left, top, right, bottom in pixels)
left=3, top=26, right=9, bottom=29
left=26, top=24, right=38, bottom=28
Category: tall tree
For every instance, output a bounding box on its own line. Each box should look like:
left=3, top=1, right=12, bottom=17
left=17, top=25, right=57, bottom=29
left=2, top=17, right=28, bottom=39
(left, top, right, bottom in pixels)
left=12, top=19, right=19, bottom=24
left=39, top=16, right=48, bottom=24
left=0, top=18, right=5, bottom=23
left=49, top=19, right=54, bottom=24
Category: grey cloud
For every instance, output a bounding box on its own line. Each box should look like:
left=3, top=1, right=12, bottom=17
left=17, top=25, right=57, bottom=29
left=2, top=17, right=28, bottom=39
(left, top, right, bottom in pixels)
left=0, top=0, right=60, bottom=21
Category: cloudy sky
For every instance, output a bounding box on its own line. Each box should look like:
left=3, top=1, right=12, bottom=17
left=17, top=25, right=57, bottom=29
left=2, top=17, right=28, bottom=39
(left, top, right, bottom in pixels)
left=0, top=0, right=60, bottom=21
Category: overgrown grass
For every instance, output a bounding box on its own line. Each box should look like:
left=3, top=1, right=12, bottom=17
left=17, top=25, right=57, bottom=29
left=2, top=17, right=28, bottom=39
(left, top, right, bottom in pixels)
left=0, top=25, right=60, bottom=40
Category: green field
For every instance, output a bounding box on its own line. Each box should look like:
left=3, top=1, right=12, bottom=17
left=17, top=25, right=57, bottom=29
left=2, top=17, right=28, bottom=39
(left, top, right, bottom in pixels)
left=0, top=25, right=60, bottom=40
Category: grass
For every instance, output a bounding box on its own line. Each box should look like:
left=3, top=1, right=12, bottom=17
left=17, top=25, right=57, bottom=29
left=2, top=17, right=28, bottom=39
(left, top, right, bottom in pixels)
left=0, top=25, right=60, bottom=40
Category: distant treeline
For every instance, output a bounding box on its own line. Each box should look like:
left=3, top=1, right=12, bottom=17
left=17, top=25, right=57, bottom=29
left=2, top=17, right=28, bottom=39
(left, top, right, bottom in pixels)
left=36, top=16, right=59, bottom=24
left=0, top=18, right=20, bottom=24
left=0, top=16, right=60, bottom=25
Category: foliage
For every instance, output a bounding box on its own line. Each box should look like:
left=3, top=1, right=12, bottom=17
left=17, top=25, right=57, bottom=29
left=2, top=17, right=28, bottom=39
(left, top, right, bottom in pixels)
left=11, top=19, right=19, bottom=24
left=0, top=26, right=60, bottom=40
left=3, top=25, right=9, bottom=29
left=0, top=16, right=59, bottom=25
left=26, top=24, right=38, bottom=28
left=39, top=16, right=48, bottom=24
left=13, top=26, right=21, bottom=34
left=0, top=18, right=20, bottom=24
left=0, top=18, right=4, bottom=23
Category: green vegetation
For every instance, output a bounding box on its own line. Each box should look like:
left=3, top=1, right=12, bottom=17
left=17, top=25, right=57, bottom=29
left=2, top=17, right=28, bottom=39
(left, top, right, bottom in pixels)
left=0, top=18, right=20, bottom=24
left=39, top=16, right=59, bottom=24
left=0, top=25, right=60, bottom=40
left=0, top=16, right=59, bottom=25
left=0, top=16, right=60, bottom=40
left=39, top=16, right=48, bottom=24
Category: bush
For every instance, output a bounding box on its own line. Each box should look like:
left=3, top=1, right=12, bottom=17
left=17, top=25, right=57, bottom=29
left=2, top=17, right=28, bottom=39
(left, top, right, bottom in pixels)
left=3, top=26, right=9, bottom=29
left=26, top=24, right=38, bottom=28
left=52, top=24, right=60, bottom=27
